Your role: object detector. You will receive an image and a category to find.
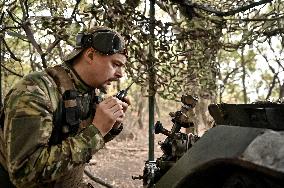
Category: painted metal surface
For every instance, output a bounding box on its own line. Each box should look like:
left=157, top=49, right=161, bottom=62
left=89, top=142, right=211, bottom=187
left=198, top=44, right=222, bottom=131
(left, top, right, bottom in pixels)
left=155, top=125, right=284, bottom=188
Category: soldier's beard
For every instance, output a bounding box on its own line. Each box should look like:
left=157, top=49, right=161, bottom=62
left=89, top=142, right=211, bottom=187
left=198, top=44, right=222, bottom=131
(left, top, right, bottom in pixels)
left=99, top=78, right=117, bottom=94
left=98, top=86, right=107, bottom=94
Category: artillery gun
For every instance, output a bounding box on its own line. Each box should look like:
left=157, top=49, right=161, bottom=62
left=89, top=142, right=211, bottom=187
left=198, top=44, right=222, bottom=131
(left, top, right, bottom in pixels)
left=134, top=96, right=284, bottom=188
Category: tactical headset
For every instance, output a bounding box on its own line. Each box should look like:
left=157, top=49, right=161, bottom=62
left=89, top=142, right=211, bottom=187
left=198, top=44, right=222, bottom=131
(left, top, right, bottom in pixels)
left=75, top=29, right=127, bottom=57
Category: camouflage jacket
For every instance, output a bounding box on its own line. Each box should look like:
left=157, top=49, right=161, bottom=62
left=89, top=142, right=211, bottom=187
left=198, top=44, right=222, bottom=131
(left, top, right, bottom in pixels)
left=1, top=64, right=105, bottom=187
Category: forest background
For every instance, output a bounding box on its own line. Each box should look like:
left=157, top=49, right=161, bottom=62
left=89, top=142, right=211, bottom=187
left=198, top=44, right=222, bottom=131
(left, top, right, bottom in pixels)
left=0, top=0, right=284, bottom=187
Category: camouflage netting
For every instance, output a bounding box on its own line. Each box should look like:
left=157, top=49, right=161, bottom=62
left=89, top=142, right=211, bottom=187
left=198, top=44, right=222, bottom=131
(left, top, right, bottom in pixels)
left=1, top=0, right=283, bottom=101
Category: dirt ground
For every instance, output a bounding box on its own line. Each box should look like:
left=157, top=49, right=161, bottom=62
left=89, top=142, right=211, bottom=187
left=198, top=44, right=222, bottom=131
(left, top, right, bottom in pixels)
left=82, top=102, right=179, bottom=188
left=83, top=126, right=165, bottom=188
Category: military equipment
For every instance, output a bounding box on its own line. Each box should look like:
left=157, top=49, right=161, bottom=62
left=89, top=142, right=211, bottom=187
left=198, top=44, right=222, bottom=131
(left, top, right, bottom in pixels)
left=115, top=63, right=156, bottom=102
left=132, top=95, right=199, bottom=186
left=115, top=82, right=134, bottom=102
left=134, top=98, right=284, bottom=188
left=65, top=27, right=127, bottom=62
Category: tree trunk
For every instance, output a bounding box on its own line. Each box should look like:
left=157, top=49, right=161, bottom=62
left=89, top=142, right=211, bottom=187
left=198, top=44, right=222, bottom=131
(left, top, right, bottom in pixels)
left=280, top=82, right=284, bottom=99
left=241, top=48, right=248, bottom=104
left=194, top=95, right=214, bottom=135
left=137, top=94, right=144, bottom=129
left=133, top=86, right=145, bottom=129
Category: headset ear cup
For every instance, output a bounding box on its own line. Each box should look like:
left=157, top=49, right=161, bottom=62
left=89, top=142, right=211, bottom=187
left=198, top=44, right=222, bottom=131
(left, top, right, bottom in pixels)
left=82, top=34, right=93, bottom=47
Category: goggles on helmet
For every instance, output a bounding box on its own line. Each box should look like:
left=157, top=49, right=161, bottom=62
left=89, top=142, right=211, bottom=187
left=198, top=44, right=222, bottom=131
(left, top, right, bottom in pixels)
left=76, top=30, right=127, bottom=57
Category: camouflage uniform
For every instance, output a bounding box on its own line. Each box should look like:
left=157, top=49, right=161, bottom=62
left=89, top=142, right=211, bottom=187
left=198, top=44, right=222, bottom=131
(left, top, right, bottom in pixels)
left=0, top=63, right=105, bottom=188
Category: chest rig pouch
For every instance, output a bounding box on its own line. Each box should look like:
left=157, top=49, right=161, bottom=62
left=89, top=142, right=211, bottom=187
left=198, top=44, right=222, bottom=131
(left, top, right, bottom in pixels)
left=46, top=65, right=93, bottom=145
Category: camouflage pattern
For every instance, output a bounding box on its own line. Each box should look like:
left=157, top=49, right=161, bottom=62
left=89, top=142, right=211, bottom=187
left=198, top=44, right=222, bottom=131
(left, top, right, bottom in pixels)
left=1, top=64, right=105, bottom=187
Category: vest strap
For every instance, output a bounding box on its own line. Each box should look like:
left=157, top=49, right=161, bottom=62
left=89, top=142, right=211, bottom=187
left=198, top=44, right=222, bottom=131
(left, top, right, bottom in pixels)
left=46, top=65, right=81, bottom=144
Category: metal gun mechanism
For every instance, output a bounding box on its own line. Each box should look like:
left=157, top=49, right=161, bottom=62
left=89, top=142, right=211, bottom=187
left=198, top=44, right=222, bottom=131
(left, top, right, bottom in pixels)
left=133, top=95, right=200, bottom=187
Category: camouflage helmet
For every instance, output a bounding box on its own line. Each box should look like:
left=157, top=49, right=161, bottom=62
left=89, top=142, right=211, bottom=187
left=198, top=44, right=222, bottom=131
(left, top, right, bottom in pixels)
left=64, top=26, right=127, bottom=62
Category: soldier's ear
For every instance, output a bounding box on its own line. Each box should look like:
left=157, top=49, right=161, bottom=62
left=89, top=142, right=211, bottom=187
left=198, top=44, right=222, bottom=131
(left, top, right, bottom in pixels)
left=84, top=48, right=95, bottom=63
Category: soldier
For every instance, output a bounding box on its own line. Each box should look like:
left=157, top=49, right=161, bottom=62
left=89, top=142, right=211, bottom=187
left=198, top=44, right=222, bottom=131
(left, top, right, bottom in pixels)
left=0, top=26, right=130, bottom=187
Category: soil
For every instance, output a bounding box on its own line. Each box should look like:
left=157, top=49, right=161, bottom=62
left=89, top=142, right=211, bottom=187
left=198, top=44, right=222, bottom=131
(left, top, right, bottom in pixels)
left=83, top=126, right=165, bottom=188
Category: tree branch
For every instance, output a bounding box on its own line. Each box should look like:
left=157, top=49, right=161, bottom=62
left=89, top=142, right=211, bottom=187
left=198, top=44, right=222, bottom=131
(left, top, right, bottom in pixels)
left=0, top=11, right=4, bottom=24
left=156, top=1, right=179, bottom=23
left=20, top=0, right=29, bottom=20
left=3, top=39, right=21, bottom=61
left=46, top=38, right=61, bottom=54
left=22, top=22, right=43, bottom=55
left=22, top=21, right=47, bottom=68
left=263, top=27, right=284, bottom=37
left=193, top=0, right=273, bottom=17
left=171, top=0, right=273, bottom=18
left=225, top=15, right=284, bottom=22
left=70, top=0, right=82, bottom=20
left=84, top=169, right=114, bottom=188
left=1, top=64, right=23, bottom=77
left=265, top=71, right=278, bottom=100
left=6, top=10, right=21, bottom=25
left=0, top=26, right=22, bottom=33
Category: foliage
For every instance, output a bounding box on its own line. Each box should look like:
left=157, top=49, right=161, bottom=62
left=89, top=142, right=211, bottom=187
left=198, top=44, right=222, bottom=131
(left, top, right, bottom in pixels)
left=0, top=0, right=283, bottom=103
left=215, top=0, right=284, bottom=102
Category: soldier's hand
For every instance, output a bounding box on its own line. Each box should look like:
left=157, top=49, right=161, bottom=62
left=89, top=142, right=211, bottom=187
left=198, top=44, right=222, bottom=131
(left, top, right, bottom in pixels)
left=113, top=97, right=130, bottom=128
left=121, top=96, right=131, bottom=112
left=92, top=97, right=125, bottom=136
